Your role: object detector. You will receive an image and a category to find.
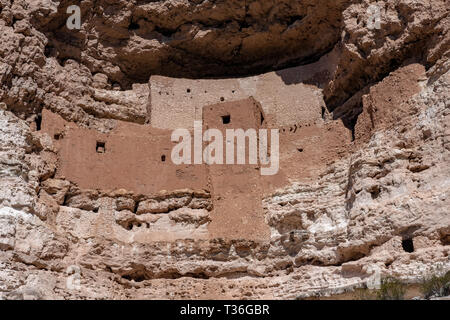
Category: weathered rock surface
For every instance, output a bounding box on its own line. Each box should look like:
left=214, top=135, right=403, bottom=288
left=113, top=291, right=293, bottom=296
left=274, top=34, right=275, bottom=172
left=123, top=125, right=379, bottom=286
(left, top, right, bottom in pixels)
left=0, top=0, right=449, bottom=300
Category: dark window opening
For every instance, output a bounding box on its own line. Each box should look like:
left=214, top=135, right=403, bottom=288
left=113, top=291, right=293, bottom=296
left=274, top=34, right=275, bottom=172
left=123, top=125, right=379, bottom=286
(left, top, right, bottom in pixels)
left=161, top=155, right=166, bottom=162
left=54, top=133, right=61, bottom=140
left=401, top=239, right=414, bottom=253
left=350, top=117, right=357, bottom=142
left=222, top=115, right=231, bottom=124
left=220, top=97, right=225, bottom=102
left=297, top=148, right=303, bottom=152
left=44, top=44, right=55, bottom=58
left=239, top=20, right=250, bottom=31
left=128, top=21, right=140, bottom=30
left=286, top=15, right=305, bottom=26
left=370, top=188, right=380, bottom=199
left=186, top=88, right=191, bottom=93
left=96, top=141, right=106, bottom=153
left=62, top=194, right=68, bottom=206
left=112, top=83, right=122, bottom=91
left=35, top=114, right=42, bottom=131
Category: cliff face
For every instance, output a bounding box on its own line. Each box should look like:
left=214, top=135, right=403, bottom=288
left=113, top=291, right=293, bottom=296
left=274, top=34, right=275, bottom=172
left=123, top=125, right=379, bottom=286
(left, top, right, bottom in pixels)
left=0, top=0, right=449, bottom=299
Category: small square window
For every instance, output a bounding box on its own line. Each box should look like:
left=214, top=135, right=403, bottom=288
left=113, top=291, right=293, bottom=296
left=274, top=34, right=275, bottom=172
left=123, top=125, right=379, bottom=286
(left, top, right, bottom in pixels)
left=222, top=115, right=231, bottom=124
left=161, top=155, right=166, bottom=162
left=96, top=141, right=106, bottom=153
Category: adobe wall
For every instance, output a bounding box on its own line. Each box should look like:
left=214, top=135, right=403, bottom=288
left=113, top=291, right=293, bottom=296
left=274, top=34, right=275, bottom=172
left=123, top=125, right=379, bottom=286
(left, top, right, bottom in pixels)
left=149, top=63, right=328, bottom=130
left=39, top=93, right=351, bottom=242
left=40, top=102, right=274, bottom=242
left=276, top=121, right=352, bottom=182
left=354, top=64, right=426, bottom=144
left=41, top=109, right=209, bottom=196
left=203, top=96, right=264, bottom=129
left=202, top=98, right=270, bottom=240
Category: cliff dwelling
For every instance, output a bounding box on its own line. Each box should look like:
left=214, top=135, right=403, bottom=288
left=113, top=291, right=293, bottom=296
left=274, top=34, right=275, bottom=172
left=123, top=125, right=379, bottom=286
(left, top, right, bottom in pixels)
left=38, top=72, right=352, bottom=242
left=0, top=0, right=449, bottom=302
